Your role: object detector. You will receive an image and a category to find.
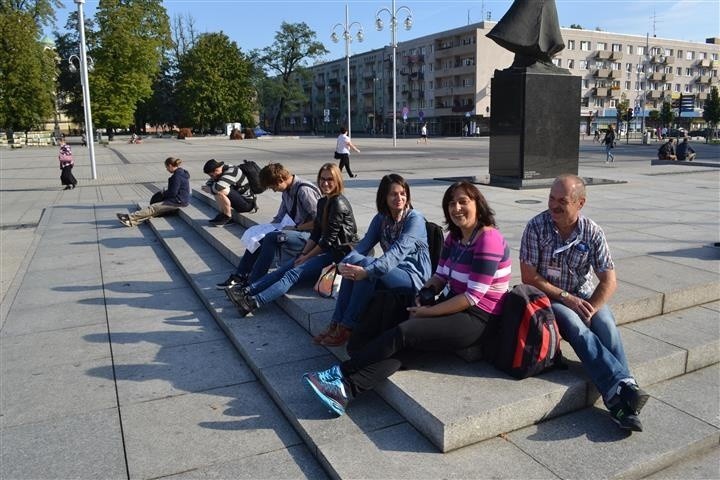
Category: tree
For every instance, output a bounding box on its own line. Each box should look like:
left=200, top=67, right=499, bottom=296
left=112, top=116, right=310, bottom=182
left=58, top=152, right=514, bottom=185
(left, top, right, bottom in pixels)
left=659, top=101, right=675, bottom=128
left=255, top=22, right=328, bottom=133
left=176, top=32, right=255, bottom=132
left=702, top=86, right=719, bottom=141
left=89, top=0, right=171, bottom=134
left=0, top=0, right=62, bottom=28
left=0, top=10, right=55, bottom=131
left=569, top=24, right=582, bottom=29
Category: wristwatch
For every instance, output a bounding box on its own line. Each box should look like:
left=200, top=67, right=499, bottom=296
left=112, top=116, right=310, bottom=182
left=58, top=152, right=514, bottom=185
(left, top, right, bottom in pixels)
left=559, top=290, right=569, bottom=299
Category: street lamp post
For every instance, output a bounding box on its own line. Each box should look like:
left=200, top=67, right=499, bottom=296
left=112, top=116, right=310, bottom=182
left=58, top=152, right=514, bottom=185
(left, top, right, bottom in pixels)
left=376, top=0, right=413, bottom=147
left=74, top=0, right=97, bottom=180
left=331, top=4, right=364, bottom=137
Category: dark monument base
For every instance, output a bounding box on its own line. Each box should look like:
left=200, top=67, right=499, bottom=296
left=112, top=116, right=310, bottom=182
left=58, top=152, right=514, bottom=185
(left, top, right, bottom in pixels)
left=489, top=69, right=581, bottom=189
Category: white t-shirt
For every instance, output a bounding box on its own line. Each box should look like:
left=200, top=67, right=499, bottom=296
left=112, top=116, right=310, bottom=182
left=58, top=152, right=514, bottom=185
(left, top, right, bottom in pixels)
left=336, top=133, right=350, bottom=154
left=421, top=125, right=427, bottom=136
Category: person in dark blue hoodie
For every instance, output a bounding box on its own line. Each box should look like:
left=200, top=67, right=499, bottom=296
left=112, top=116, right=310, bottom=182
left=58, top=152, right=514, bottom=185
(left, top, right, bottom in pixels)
left=116, top=157, right=190, bottom=227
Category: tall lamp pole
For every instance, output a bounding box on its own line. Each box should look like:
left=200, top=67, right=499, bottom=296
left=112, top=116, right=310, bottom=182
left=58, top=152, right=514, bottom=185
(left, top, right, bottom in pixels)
left=74, top=0, right=97, bottom=179
left=331, top=4, right=364, bottom=137
left=376, top=0, right=413, bottom=147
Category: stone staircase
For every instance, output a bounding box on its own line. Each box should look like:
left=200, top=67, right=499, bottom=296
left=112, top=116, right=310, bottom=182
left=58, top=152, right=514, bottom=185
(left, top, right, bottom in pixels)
left=136, top=188, right=719, bottom=478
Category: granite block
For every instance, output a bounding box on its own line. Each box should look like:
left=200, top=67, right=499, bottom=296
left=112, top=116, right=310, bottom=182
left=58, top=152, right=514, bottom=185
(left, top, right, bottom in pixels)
left=0, top=357, right=118, bottom=428
left=624, top=306, right=720, bottom=372
left=121, top=383, right=301, bottom=480
left=609, top=280, right=664, bottom=325
left=648, top=364, right=720, bottom=428
left=0, top=407, right=126, bottom=480
left=508, top=399, right=720, bottom=480
left=644, top=445, right=720, bottom=480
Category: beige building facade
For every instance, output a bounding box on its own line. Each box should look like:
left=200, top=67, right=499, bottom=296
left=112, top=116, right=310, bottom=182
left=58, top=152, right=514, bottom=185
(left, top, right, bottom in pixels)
left=291, top=21, right=719, bottom=136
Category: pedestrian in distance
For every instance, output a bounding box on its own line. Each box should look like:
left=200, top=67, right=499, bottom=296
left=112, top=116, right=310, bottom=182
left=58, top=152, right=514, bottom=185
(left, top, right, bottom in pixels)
left=312, top=173, right=433, bottom=347
left=116, top=157, right=190, bottom=227
left=334, top=126, right=360, bottom=178
left=519, top=174, right=648, bottom=432
left=602, top=125, right=616, bottom=163
left=58, top=138, right=77, bottom=190
left=302, top=181, right=511, bottom=417
left=593, top=129, right=600, bottom=142
left=417, top=123, right=429, bottom=144
left=226, top=163, right=359, bottom=318
left=675, top=137, right=696, bottom=161
left=202, top=159, right=257, bottom=227
left=216, top=163, right=322, bottom=290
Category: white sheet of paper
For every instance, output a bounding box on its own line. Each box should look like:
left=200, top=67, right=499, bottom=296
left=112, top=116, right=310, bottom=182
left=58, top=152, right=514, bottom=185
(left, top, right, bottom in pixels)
left=240, top=214, right=296, bottom=253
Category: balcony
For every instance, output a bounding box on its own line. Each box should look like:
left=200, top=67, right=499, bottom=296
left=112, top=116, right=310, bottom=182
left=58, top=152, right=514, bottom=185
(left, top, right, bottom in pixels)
left=647, top=90, right=664, bottom=99
left=595, top=51, right=611, bottom=60
left=609, top=88, right=622, bottom=98
left=651, top=55, right=674, bottom=65
left=696, top=75, right=712, bottom=84
left=450, top=63, right=476, bottom=75
left=608, top=70, right=622, bottom=79
left=610, top=51, right=623, bottom=60
left=593, top=87, right=609, bottom=96
left=649, top=72, right=674, bottom=82
left=593, top=68, right=611, bottom=78
left=433, top=42, right=475, bottom=58
left=697, top=59, right=712, bottom=68
left=404, top=54, right=425, bottom=64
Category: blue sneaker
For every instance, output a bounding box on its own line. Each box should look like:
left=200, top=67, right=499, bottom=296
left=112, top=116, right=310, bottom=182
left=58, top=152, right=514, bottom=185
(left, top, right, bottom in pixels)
left=303, top=365, right=348, bottom=416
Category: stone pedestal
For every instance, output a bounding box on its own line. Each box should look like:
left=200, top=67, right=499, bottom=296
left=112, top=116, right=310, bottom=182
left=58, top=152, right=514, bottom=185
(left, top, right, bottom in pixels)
left=489, top=69, right=581, bottom=188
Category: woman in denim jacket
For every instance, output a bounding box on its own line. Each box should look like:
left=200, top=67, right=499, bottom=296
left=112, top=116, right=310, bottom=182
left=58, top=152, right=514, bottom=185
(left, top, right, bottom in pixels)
left=314, top=174, right=432, bottom=347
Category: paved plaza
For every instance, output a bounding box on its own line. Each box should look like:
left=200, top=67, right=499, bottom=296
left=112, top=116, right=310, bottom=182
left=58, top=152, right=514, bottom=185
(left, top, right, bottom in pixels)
left=1, top=135, right=718, bottom=479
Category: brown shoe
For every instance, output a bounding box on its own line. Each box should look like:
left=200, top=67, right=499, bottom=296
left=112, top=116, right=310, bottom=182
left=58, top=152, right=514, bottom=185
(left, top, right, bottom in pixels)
left=320, top=324, right=352, bottom=347
left=312, top=322, right=337, bottom=344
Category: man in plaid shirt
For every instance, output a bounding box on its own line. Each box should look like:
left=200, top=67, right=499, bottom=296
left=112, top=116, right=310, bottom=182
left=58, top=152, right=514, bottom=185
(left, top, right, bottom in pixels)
left=519, top=174, right=648, bottom=433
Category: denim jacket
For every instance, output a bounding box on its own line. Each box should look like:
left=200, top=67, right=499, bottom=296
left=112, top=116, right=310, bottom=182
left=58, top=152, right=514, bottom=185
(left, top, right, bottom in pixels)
left=347, top=208, right=432, bottom=291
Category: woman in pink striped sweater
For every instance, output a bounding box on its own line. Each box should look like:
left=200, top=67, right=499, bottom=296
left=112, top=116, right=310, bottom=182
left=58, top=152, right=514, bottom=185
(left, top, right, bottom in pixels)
left=303, top=181, right=512, bottom=416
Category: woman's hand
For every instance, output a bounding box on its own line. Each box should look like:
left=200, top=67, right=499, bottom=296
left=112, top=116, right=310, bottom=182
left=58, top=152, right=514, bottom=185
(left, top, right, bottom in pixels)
left=338, top=262, right=367, bottom=281
left=294, top=254, right=310, bottom=267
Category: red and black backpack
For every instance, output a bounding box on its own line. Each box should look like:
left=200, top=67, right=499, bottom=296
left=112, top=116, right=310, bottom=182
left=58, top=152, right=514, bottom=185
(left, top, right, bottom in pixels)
left=493, top=284, right=564, bottom=379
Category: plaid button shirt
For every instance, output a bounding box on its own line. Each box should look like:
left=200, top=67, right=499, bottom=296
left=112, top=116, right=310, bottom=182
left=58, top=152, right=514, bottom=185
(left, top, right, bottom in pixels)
left=519, top=210, right=614, bottom=298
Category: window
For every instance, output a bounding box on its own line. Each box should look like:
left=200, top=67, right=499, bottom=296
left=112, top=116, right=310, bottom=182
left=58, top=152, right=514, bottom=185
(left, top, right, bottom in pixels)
left=593, top=98, right=605, bottom=107
left=613, top=62, right=622, bottom=70
left=581, top=97, right=589, bottom=107
left=626, top=45, right=633, bottom=54
left=609, top=99, right=617, bottom=108
left=583, top=79, right=590, bottom=88
left=713, top=53, right=719, bottom=61
left=579, top=60, right=587, bottom=70
left=568, top=59, right=575, bottom=69
left=596, top=42, right=606, bottom=51
left=664, top=82, right=672, bottom=91
left=674, top=84, right=681, bottom=92
left=626, top=63, right=633, bottom=71
left=664, top=48, right=673, bottom=56
left=552, top=58, right=561, bottom=67
left=637, top=46, right=645, bottom=55
left=685, top=51, right=694, bottom=60
left=677, top=49, right=683, bottom=58
left=567, top=39, right=575, bottom=50
left=625, top=81, right=631, bottom=89
left=684, top=84, right=692, bottom=93
left=699, top=52, right=707, bottom=59
left=428, top=80, right=433, bottom=89
left=637, top=64, right=645, bottom=73
left=686, top=68, right=693, bottom=76
left=581, top=41, right=591, bottom=51
left=612, top=43, right=622, bottom=52
left=676, top=67, right=682, bottom=75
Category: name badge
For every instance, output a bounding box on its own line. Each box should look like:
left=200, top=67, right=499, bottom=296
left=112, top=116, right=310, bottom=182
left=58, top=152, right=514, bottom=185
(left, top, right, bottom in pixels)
left=547, top=265, right=561, bottom=280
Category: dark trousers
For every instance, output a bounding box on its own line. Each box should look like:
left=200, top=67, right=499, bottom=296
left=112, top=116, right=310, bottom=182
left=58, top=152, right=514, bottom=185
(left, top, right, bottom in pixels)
left=60, top=165, right=77, bottom=186
left=341, top=307, right=496, bottom=395
left=337, top=153, right=354, bottom=176
left=226, top=188, right=255, bottom=213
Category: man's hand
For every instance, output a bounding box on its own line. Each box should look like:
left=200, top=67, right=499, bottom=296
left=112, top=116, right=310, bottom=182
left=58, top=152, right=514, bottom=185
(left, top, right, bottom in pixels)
left=338, top=263, right=367, bottom=281
left=562, top=294, right=596, bottom=324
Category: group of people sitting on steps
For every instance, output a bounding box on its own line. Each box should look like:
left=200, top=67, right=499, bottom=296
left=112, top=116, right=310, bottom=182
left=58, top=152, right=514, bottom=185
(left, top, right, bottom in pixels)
left=117, top=155, right=649, bottom=433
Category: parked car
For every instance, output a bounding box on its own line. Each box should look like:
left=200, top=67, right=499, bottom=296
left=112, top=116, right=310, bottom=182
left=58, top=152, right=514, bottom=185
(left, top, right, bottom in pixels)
left=665, top=128, right=687, bottom=138
left=254, top=126, right=271, bottom=137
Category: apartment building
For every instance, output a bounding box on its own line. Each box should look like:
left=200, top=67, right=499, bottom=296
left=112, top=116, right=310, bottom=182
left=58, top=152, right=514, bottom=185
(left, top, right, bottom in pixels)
left=290, top=21, right=719, bottom=136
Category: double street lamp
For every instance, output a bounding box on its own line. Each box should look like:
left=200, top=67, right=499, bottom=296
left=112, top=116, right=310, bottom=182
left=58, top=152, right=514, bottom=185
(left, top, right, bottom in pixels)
left=376, top=0, right=413, bottom=147
left=74, top=0, right=97, bottom=179
left=331, top=5, right=364, bottom=137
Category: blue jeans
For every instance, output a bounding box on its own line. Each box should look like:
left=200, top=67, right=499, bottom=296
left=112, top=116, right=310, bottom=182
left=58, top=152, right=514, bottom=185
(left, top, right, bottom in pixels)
left=248, top=251, right=333, bottom=306
left=235, top=230, right=308, bottom=283
left=605, top=144, right=614, bottom=162
left=333, top=251, right=414, bottom=329
left=551, top=301, right=631, bottom=406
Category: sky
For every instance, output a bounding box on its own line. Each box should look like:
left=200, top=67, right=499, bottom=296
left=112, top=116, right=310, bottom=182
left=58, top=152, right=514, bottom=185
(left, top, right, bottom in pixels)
left=49, top=0, right=719, bottom=63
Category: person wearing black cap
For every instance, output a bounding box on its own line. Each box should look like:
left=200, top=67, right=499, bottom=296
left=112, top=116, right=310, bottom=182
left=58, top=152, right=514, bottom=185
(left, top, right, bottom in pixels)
left=202, top=159, right=257, bottom=226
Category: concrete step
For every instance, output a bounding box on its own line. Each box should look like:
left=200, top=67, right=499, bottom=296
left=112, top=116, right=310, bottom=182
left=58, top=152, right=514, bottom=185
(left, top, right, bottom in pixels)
left=147, top=210, right=720, bottom=455
left=146, top=216, right=719, bottom=478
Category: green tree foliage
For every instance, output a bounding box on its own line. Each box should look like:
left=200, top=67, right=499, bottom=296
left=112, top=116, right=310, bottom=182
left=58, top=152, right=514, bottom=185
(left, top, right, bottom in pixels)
left=176, top=32, right=255, bottom=132
left=53, top=14, right=87, bottom=127
left=255, top=22, right=328, bottom=133
left=702, top=86, right=719, bottom=140
left=0, top=10, right=55, bottom=130
left=659, top=101, right=675, bottom=127
left=569, top=24, right=582, bottom=29
left=0, top=0, right=62, bottom=28
left=89, top=0, right=171, bottom=132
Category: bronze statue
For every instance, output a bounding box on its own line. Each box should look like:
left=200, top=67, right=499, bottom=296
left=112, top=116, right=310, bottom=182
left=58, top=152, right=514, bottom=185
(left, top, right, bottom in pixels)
left=487, top=0, right=567, bottom=72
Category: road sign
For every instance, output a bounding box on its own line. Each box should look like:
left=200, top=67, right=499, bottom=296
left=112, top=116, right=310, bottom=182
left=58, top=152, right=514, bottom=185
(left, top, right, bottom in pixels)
left=680, top=95, right=695, bottom=113
left=634, top=106, right=641, bottom=115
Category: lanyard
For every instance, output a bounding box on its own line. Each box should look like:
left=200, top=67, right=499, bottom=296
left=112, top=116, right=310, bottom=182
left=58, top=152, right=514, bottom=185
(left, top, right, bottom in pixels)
left=552, top=236, right=580, bottom=257
left=447, top=225, right=481, bottom=279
